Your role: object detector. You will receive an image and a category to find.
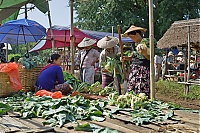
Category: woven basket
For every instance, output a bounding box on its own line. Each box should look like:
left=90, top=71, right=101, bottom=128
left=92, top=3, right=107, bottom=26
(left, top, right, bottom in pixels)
left=0, top=72, right=16, bottom=97
left=19, top=65, right=45, bottom=92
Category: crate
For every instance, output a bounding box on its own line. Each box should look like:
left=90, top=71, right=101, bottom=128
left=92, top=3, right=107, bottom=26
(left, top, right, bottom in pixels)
left=19, top=65, right=45, bottom=92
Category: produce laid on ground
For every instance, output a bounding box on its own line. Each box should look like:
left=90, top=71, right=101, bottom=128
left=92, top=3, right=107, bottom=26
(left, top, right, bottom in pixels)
left=1, top=71, right=198, bottom=132
left=63, top=72, right=116, bottom=96
left=1, top=90, right=188, bottom=129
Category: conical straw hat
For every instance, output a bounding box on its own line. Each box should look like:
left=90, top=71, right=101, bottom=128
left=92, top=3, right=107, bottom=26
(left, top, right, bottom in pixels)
left=78, top=37, right=96, bottom=47
left=97, top=36, right=119, bottom=49
left=122, top=25, right=147, bottom=37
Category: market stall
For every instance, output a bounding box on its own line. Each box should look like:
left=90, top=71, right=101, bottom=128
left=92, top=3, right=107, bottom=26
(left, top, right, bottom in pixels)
left=157, top=18, right=200, bottom=94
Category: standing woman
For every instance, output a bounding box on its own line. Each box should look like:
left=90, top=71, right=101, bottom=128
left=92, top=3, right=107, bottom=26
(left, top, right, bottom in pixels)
left=97, top=36, right=120, bottom=88
left=35, top=54, right=71, bottom=95
left=77, top=37, right=100, bottom=84
left=122, top=25, right=151, bottom=97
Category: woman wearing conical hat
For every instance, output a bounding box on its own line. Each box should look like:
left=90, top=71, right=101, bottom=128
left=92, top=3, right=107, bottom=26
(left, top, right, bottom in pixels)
left=77, top=37, right=100, bottom=84
left=97, top=36, right=120, bottom=89
left=122, top=25, right=150, bottom=97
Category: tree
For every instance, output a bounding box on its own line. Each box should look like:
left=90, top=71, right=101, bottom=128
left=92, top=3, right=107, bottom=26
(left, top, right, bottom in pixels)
left=74, top=0, right=200, bottom=40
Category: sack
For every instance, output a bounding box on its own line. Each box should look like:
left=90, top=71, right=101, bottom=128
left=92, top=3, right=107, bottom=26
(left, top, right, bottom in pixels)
left=0, top=62, right=22, bottom=91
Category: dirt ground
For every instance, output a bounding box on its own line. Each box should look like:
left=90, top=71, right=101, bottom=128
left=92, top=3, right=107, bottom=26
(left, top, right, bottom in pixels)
left=155, top=92, right=200, bottom=110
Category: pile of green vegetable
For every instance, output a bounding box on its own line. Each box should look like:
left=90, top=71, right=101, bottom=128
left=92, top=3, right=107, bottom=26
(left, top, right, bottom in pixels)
left=63, top=71, right=82, bottom=91
left=18, top=55, right=46, bottom=70
left=77, top=81, right=116, bottom=96
left=107, top=91, right=175, bottom=125
left=3, top=92, right=108, bottom=127
left=1, top=91, right=195, bottom=128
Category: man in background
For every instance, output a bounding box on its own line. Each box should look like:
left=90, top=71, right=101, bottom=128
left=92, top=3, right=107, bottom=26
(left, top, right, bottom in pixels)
left=0, top=43, right=7, bottom=63
left=154, top=54, right=163, bottom=81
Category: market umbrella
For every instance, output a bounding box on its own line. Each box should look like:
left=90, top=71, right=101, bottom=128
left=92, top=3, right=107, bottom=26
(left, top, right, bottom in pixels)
left=0, top=18, right=47, bottom=54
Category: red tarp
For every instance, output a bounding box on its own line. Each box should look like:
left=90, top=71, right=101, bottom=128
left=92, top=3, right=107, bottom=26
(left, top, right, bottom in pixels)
left=29, top=25, right=95, bottom=52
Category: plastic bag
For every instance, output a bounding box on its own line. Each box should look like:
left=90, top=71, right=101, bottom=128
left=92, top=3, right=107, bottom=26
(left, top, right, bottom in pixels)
left=0, top=62, right=22, bottom=91
left=35, top=90, right=63, bottom=99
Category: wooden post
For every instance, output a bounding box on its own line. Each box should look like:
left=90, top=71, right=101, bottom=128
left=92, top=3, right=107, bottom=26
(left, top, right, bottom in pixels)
left=186, top=25, right=191, bottom=95
left=47, top=1, right=55, bottom=53
left=70, top=0, right=75, bottom=74
left=63, top=30, right=67, bottom=71
left=117, top=25, right=126, bottom=94
left=149, top=0, right=155, bottom=99
left=184, top=50, right=187, bottom=94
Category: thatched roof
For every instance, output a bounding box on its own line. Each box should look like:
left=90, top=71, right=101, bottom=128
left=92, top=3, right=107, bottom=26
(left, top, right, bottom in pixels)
left=157, top=18, right=200, bottom=49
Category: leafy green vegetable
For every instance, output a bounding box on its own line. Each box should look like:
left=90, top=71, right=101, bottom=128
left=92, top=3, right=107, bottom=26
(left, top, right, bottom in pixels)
left=0, top=103, right=12, bottom=116
left=18, top=55, right=46, bottom=70
left=63, top=71, right=82, bottom=91
left=75, top=123, right=94, bottom=131
left=107, top=92, right=176, bottom=125
left=3, top=93, right=107, bottom=127
left=75, top=123, right=119, bottom=133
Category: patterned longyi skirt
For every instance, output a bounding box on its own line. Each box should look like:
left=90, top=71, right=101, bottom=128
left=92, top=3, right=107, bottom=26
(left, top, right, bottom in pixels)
left=128, top=64, right=150, bottom=97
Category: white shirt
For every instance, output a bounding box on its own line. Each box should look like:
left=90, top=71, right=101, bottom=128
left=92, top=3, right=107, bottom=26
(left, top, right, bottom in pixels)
left=154, top=55, right=163, bottom=64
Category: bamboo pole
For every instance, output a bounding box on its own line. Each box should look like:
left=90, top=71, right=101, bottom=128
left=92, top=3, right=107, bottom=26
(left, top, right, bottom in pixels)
left=63, top=30, right=67, bottom=71
left=70, top=0, right=75, bottom=74
left=149, top=0, right=155, bottom=99
left=112, top=26, right=120, bottom=94
left=185, top=25, right=191, bottom=94
left=47, top=1, right=55, bottom=53
left=187, top=26, right=191, bottom=82
left=117, top=25, right=125, bottom=94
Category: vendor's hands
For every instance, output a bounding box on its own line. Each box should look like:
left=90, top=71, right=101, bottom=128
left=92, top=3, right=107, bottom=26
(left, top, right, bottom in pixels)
left=137, top=45, right=148, bottom=55
left=102, top=69, right=109, bottom=72
left=120, top=57, right=125, bottom=62
left=120, top=56, right=132, bottom=62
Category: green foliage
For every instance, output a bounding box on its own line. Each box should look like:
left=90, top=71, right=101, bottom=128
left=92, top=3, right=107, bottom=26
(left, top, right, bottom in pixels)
left=102, top=56, right=124, bottom=83
left=75, top=123, right=119, bottom=132
left=18, top=55, right=46, bottom=70
left=8, top=54, right=21, bottom=61
left=0, top=103, right=12, bottom=116
left=107, top=92, right=176, bottom=125
left=63, top=71, right=82, bottom=91
left=3, top=93, right=108, bottom=127
left=74, top=0, right=200, bottom=40
left=155, top=80, right=200, bottom=100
